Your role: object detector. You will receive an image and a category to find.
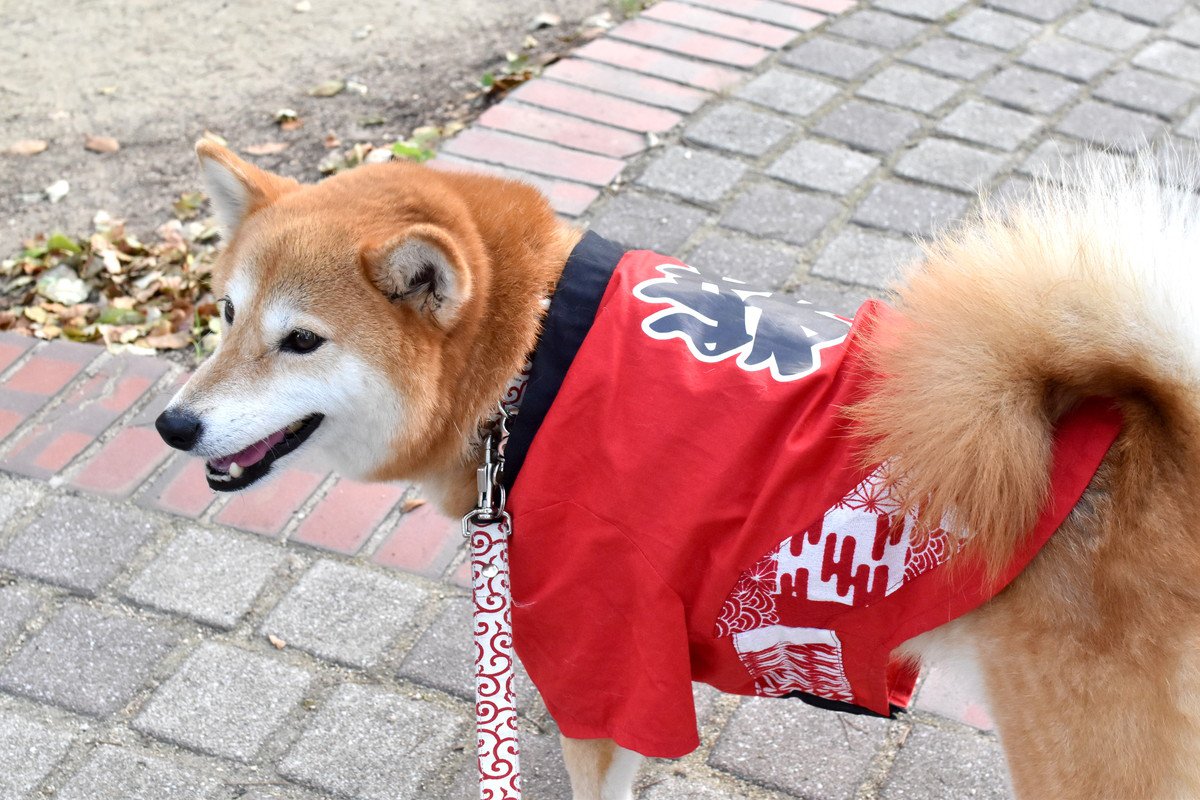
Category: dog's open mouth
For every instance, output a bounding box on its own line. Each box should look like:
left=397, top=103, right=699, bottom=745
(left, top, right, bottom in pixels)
left=204, top=414, right=324, bottom=491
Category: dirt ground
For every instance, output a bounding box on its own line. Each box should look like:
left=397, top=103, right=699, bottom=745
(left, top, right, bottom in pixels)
left=0, top=0, right=614, bottom=255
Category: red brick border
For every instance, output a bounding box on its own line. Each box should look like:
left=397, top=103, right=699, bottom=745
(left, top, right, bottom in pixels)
left=431, top=0, right=852, bottom=217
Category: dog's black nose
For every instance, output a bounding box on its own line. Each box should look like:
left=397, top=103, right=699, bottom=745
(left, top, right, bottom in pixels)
left=155, top=409, right=203, bottom=451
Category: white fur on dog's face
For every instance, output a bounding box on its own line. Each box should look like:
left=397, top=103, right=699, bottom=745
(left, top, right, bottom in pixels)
left=165, top=259, right=406, bottom=483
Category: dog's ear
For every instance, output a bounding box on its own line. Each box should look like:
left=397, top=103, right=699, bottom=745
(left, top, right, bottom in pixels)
left=195, top=139, right=298, bottom=236
left=364, top=225, right=473, bottom=329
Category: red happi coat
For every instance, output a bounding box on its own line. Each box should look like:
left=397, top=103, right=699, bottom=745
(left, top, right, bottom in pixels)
left=504, top=233, right=1123, bottom=759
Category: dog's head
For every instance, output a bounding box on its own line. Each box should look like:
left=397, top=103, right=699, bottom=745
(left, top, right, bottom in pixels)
left=156, top=141, right=490, bottom=491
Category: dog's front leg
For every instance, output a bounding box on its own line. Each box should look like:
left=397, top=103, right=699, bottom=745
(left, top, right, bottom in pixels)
left=561, top=736, right=642, bottom=800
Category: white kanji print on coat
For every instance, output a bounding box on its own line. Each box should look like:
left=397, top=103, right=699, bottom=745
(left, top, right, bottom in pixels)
left=632, top=263, right=851, bottom=382
left=716, top=466, right=958, bottom=702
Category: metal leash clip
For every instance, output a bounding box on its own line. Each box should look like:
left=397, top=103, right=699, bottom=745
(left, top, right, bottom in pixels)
left=464, top=402, right=515, bottom=531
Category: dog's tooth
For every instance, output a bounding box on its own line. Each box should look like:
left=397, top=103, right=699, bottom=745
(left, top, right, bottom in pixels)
left=287, top=421, right=303, bottom=434
left=229, top=463, right=244, bottom=479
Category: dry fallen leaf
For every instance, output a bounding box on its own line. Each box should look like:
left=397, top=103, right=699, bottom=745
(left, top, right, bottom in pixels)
left=323, top=132, right=341, bottom=149
left=244, top=141, right=290, bottom=156
left=142, top=331, right=191, bottom=350
left=309, top=79, right=346, bottom=98
left=401, top=497, right=426, bottom=513
left=84, top=135, right=120, bottom=153
left=268, top=634, right=287, bottom=650
left=274, top=109, right=303, bottom=132
left=8, top=139, right=48, bottom=156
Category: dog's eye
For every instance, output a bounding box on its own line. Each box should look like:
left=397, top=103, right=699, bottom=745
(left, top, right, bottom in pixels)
left=281, top=328, right=325, bottom=354
left=222, top=297, right=234, bottom=326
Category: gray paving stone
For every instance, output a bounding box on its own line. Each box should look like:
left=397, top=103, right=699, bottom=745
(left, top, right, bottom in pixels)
left=397, top=597, right=541, bottom=716
left=894, top=138, right=1009, bottom=193
left=1018, top=139, right=1131, bottom=182
left=1017, top=138, right=1089, bottom=179
left=234, top=790, right=326, bottom=800
left=983, top=0, right=1075, bottom=22
left=813, top=225, right=924, bottom=289
left=902, top=37, right=1007, bottom=80
left=0, top=475, right=42, bottom=532
left=55, top=744, right=222, bottom=800
left=873, top=0, right=968, bottom=20
left=782, top=37, right=883, bottom=81
left=0, top=708, right=75, bottom=799
left=710, top=696, right=890, bottom=799
left=262, top=559, right=426, bottom=669
left=880, top=724, right=1013, bottom=799
left=852, top=180, right=969, bottom=237
left=0, top=581, right=41, bottom=651
left=767, top=140, right=880, bottom=195
left=812, top=100, right=922, bottom=153
left=734, top=68, right=840, bottom=117
left=1179, top=107, right=1200, bottom=139
left=936, top=99, right=1043, bottom=151
left=135, top=641, right=312, bottom=762
left=1133, top=40, right=1200, bottom=84
left=0, top=494, right=157, bottom=596
left=792, top=279, right=874, bottom=318
left=721, top=185, right=841, bottom=247
left=1056, top=100, right=1166, bottom=153
left=947, top=8, right=1039, bottom=50
left=981, top=66, right=1081, bottom=114
left=1093, top=0, right=1185, bottom=25
left=395, top=597, right=474, bottom=699
left=685, top=234, right=802, bottom=289
left=446, top=719, right=572, bottom=800
left=1169, top=10, right=1200, bottom=47
left=1017, top=36, right=1119, bottom=82
left=636, top=146, right=748, bottom=206
left=589, top=192, right=706, bottom=253
left=233, top=790, right=324, bottom=800
left=642, top=774, right=760, bottom=800
left=124, top=526, right=285, bottom=630
left=857, top=65, right=962, bottom=114
left=0, top=604, right=176, bottom=716
left=1094, top=69, right=1194, bottom=118
left=828, top=9, right=928, bottom=49
left=988, top=174, right=1037, bottom=210
left=280, top=683, right=466, bottom=800
left=1060, top=9, right=1152, bottom=51
left=684, top=102, right=796, bottom=157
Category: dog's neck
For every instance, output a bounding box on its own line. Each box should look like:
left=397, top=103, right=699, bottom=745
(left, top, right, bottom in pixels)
left=402, top=174, right=583, bottom=514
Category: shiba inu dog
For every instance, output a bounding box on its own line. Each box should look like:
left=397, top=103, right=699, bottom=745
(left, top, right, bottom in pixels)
left=157, top=140, right=1200, bottom=799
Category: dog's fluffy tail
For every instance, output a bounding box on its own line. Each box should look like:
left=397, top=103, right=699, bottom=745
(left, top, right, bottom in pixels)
left=851, top=154, right=1200, bottom=574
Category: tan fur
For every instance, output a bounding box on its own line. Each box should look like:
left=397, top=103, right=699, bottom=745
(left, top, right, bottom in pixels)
left=180, top=142, right=579, bottom=509
left=562, top=737, right=617, bottom=800
left=174, top=145, right=1200, bottom=798
left=850, top=191, right=1200, bottom=578
left=853, top=169, right=1200, bottom=795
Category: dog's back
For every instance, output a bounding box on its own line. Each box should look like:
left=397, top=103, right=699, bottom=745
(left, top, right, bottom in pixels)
left=860, top=157, right=1200, bottom=798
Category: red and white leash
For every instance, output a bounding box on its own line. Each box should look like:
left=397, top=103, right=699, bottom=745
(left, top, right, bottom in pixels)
left=464, top=365, right=532, bottom=800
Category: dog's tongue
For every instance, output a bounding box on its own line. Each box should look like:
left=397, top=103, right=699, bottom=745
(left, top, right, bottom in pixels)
left=209, top=429, right=287, bottom=472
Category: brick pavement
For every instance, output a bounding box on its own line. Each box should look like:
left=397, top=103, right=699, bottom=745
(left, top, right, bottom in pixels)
left=3, top=0, right=1199, bottom=796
